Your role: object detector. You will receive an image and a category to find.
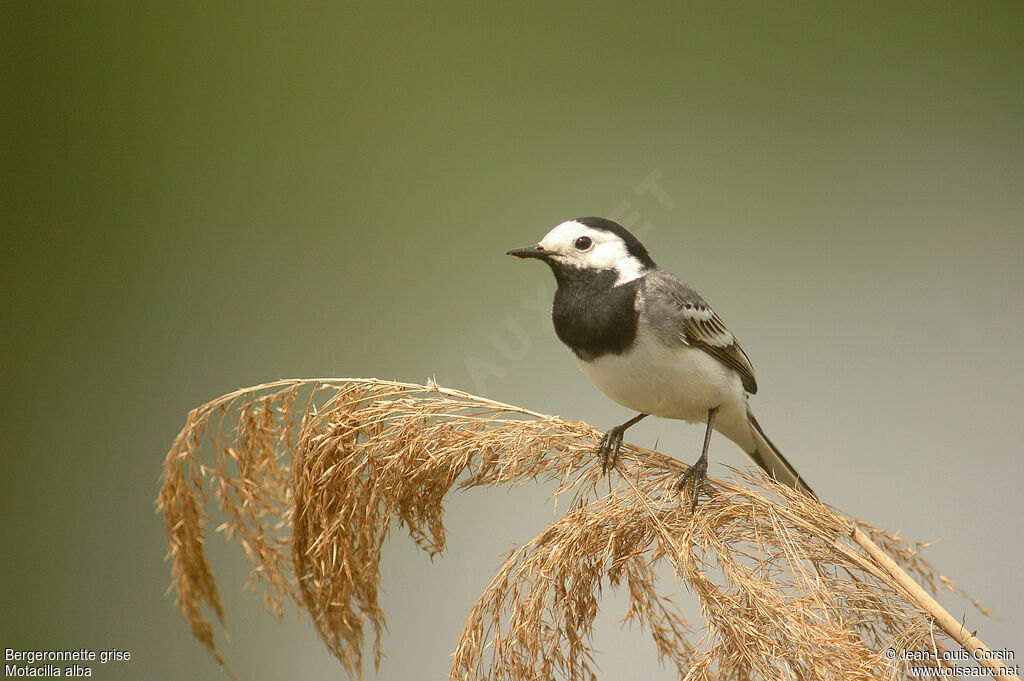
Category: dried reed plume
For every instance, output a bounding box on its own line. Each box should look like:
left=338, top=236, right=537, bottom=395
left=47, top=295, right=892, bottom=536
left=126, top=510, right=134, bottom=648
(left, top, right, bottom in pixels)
left=157, top=378, right=1014, bottom=681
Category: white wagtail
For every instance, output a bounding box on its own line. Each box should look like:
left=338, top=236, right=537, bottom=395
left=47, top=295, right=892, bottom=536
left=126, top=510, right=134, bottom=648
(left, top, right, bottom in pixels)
left=507, top=217, right=815, bottom=506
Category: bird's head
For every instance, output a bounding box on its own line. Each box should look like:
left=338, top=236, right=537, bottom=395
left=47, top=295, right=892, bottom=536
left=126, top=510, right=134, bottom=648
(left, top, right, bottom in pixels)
left=506, top=217, right=656, bottom=286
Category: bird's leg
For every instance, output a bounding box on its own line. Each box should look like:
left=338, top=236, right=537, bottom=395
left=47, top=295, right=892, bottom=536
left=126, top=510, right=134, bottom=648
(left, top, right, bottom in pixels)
left=597, top=413, right=647, bottom=473
left=677, top=407, right=718, bottom=511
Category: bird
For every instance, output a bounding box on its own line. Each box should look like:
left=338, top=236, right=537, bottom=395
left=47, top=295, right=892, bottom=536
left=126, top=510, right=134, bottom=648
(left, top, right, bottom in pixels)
left=507, top=216, right=815, bottom=507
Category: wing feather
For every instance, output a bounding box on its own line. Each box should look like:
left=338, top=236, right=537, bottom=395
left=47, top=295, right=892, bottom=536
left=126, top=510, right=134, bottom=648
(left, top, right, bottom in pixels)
left=640, top=270, right=758, bottom=394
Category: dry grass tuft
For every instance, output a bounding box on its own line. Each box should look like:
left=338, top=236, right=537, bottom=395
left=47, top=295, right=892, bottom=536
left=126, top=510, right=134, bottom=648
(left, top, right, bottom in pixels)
left=158, top=378, right=1007, bottom=681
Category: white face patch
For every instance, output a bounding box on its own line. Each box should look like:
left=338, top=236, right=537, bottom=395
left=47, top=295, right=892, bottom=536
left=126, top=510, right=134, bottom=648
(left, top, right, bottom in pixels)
left=537, top=220, right=649, bottom=285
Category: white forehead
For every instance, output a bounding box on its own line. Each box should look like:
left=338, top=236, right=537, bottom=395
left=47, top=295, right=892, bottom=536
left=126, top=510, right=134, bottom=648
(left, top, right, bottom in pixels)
left=537, top=220, right=647, bottom=285
left=537, top=220, right=605, bottom=248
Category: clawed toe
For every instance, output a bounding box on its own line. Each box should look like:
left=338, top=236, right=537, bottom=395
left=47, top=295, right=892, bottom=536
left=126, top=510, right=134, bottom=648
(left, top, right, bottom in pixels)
left=677, top=457, right=711, bottom=511
left=597, top=427, right=624, bottom=473
left=594, top=414, right=647, bottom=475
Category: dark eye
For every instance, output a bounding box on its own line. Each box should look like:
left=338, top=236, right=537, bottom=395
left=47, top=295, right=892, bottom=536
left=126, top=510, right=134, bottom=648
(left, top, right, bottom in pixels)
left=574, top=236, right=592, bottom=251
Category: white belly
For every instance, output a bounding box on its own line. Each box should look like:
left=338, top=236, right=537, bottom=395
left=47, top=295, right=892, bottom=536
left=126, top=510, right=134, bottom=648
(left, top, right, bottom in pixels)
left=576, top=333, right=747, bottom=424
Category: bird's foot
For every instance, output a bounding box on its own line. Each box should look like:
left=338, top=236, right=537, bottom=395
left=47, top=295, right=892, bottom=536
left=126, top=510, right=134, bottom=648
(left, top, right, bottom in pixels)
left=677, top=455, right=711, bottom=512
left=596, top=426, right=625, bottom=474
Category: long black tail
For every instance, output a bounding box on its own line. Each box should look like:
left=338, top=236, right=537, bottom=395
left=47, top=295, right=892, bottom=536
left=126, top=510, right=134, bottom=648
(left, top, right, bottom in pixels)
left=745, top=408, right=816, bottom=499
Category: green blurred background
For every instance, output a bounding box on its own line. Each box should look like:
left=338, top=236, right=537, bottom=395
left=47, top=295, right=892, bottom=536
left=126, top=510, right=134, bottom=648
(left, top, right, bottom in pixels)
left=2, top=2, right=1021, bottom=679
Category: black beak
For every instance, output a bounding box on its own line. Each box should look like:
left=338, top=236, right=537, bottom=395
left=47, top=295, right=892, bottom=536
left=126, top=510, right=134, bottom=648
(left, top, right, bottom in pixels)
left=506, top=244, right=550, bottom=260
